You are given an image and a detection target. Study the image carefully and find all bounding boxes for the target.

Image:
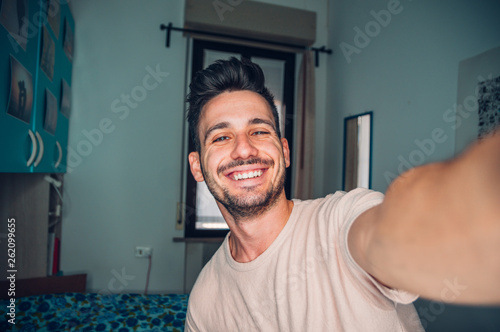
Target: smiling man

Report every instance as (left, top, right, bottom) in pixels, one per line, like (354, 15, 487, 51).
(184, 57, 500, 331)
(191, 90, 289, 223)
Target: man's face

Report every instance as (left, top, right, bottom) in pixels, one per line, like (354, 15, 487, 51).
(188, 90, 290, 219)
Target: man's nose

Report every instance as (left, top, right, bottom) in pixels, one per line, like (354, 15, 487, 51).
(230, 134, 258, 160)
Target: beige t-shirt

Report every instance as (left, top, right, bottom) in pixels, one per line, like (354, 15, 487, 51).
(185, 188, 424, 331)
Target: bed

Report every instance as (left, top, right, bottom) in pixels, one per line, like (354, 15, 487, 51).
(0, 274, 189, 332)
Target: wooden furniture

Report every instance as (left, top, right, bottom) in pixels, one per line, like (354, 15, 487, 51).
(0, 273, 86, 300)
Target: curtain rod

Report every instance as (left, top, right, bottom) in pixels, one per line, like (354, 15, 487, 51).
(160, 23, 332, 67)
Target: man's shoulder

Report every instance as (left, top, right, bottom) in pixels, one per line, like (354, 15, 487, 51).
(291, 191, 342, 209)
(289, 189, 383, 234)
(293, 189, 381, 211)
(321, 188, 383, 207)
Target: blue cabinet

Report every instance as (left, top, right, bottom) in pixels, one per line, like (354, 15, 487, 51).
(0, 0, 74, 173)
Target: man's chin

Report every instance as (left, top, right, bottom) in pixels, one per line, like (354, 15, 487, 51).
(225, 193, 270, 210)
(220, 190, 279, 219)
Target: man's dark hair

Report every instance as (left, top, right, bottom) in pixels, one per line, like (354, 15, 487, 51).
(186, 57, 281, 152)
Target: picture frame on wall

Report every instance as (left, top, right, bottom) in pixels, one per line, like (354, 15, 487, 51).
(60, 79, 71, 118)
(40, 26, 55, 81)
(477, 75, 500, 139)
(44, 89, 57, 135)
(7, 55, 34, 124)
(0, 0, 29, 51)
(455, 46, 500, 154)
(46, 0, 60, 38)
(63, 18, 74, 62)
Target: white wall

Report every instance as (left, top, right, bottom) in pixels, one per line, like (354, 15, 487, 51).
(61, 0, 187, 293)
(325, 0, 500, 194)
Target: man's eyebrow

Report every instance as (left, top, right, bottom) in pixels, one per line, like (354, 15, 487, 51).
(249, 118, 277, 131)
(204, 122, 229, 144)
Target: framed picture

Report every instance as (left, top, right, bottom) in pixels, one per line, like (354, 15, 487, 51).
(41, 26, 55, 81)
(0, 0, 29, 51)
(46, 0, 60, 38)
(7, 55, 34, 123)
(477, 76, 500, 139)
(63, 18, 74, 61)
(44, 89, 57, 135)
(60, 79, 71, 118)
(455, 46, 500, 154)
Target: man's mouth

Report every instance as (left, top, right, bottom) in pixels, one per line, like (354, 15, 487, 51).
(219, 158, 273, 181)
(232, 170, 264, 181)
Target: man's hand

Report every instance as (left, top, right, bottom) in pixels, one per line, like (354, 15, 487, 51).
(349, 130, 500, 305)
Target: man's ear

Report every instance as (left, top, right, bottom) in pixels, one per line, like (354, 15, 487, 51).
(188, 151, 205, 182)
(281, 137, 291, 168)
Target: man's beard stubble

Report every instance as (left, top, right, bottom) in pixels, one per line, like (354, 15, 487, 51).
(200, 157, 286, 221)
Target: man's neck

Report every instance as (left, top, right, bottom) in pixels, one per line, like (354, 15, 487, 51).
(220, 193, 294, 263)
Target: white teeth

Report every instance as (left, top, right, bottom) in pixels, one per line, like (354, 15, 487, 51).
(233, 170, 263, 180)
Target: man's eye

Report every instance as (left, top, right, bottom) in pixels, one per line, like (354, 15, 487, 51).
(213, 136, 229, 143)
(253, 131, 270, 136)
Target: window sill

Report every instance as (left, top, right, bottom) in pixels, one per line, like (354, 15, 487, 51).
(173, 237, 225, 243)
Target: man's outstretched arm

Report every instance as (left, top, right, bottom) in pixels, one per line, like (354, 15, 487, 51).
(349, 130, 500, 305)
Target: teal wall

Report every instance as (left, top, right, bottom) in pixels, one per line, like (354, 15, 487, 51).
(325, 1, 500, 330)
(60, 0, 500, 327)
(325, 0, 500, 194)
(60, 0, 329, 294)
(61, 0, 187, 293)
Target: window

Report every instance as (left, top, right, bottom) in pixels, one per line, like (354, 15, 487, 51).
(184, 39, 295, 238)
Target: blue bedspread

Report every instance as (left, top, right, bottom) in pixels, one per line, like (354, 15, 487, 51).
(0, 292, 189, 331)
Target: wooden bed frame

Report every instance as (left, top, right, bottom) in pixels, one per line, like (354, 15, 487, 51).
(0, 274, 86, 300)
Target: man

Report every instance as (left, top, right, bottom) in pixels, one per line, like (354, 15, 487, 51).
(185, 57, 500, 331)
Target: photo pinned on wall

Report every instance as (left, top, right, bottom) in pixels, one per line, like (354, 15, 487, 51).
(7, 55, 34, 123)
(477, 75, 500, 139)
(44, 89, 57, 135)
(63, 18, 74, 61)
(60, 79, 71, 118)
(0, 0, 29, 51)
(41, 26, 55, 81)
(46, 0, 60, 38)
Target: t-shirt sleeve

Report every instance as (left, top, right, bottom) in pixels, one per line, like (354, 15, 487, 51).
(336, 188, 419, 305)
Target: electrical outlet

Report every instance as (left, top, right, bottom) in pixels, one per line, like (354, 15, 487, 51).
(135, 246, 152, 258)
